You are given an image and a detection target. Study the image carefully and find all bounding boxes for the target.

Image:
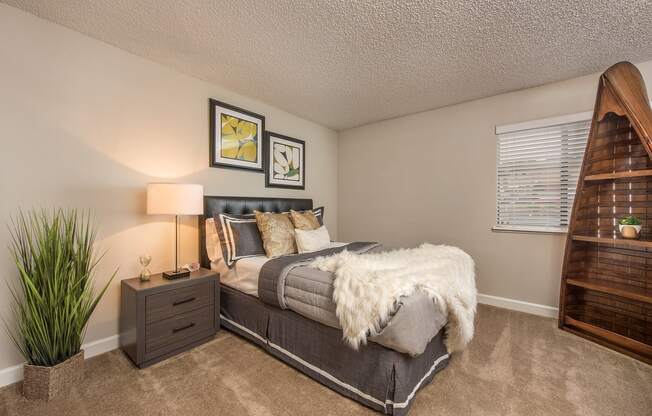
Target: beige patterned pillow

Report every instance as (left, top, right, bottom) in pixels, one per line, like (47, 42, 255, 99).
(254, 211, 297, 258)
(290, 209, 321, 230)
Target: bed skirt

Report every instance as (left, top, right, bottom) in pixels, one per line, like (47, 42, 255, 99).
(220, 285, 450, 415)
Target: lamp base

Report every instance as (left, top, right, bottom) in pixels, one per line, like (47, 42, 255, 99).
(162, 269, 190, 280)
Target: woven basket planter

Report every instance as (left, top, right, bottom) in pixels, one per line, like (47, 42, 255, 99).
(22, 350, 84, 400)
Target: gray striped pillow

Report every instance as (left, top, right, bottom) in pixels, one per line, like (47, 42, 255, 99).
(213, 213, 265, 267)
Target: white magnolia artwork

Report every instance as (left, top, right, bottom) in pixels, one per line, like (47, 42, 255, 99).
(265, 132, 305, 189)
(274, 144, 300, 180)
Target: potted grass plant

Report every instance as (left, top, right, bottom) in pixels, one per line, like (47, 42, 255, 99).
(5, 209, 115, 400)
(618, 215, 642, 239)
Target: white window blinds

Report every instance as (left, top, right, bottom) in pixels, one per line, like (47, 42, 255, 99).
(495, 115, 591, 233)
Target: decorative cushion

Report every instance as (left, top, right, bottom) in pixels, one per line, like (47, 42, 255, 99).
(205, 218, 223, 262)
(254, 211, 297, 258)
(290, 207, 325, 230)
(295, 226, 331, 254)
(290, 210, 320, 230)
(313, 206, 325, 225)
(213, 213, 265, 267)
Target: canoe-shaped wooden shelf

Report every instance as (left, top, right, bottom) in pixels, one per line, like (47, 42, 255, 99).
(584, 169, 652, 181)
(565, 277, 652, 304)
(571, 234, 652, 248)
(564, 315, 652, 360)
(560, 62, 652, 364)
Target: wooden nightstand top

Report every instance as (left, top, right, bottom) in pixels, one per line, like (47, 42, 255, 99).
(122, 268, 219, 294)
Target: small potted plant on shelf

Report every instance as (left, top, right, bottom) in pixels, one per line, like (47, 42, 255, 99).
(5, 209, 115, 400)
(618, 215, 642, 239)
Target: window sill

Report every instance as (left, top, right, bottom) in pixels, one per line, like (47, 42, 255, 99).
(492, 226, 568, 235)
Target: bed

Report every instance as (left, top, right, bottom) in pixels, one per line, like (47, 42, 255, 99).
(199, 196, 450, 415)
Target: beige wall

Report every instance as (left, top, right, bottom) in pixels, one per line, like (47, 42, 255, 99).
(338, 60, 652, 310)
(0, 4, 338, 370)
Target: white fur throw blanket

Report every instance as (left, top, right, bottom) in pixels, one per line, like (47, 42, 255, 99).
(310, 243, 477, 353)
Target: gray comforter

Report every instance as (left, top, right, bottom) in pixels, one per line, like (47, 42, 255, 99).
(258, 243, 447, 356)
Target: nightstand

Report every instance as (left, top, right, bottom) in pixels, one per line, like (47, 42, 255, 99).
(119, 268, 220, 368)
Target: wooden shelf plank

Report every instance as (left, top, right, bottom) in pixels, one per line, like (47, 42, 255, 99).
(564, 315, 652, 358)
(571, 234, 652, 248)
(565, 277, 652, 304)
(560, 326, 652, 365)
(594, 126, 635, 139)
(584, 169, 652, 181)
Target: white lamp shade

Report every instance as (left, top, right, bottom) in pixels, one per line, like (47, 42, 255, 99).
(147, 183, 203, 215)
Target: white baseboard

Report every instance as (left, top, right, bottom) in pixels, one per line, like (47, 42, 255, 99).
(0, 364, 23, 389)
(82, 334, 120, 358)
(478, 293, 558, 318)
(0, 334, 119, 388)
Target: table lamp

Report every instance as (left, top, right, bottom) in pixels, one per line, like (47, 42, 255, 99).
(147, 183, 203, 279)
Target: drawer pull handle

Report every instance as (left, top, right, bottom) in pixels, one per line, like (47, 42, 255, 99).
(172, 323, 195, 334)
(172, 297, 196, 306)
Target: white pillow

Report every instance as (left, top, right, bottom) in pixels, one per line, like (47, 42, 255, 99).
(295, 226, 331, 254)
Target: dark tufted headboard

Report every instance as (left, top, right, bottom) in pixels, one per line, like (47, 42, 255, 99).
(199, 195, 313, 269)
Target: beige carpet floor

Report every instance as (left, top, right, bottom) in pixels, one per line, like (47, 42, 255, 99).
(1, 304, 650, 416)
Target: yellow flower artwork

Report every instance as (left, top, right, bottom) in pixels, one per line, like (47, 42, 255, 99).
(220, 114, 258, 162)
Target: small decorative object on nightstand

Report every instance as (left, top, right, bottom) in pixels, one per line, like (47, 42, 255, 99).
(138, 255, 152, 281)
(119, 268, 219, 368)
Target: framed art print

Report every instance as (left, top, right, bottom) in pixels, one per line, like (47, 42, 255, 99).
(209, 98, 265, 171)
(265, 132, 305, 189)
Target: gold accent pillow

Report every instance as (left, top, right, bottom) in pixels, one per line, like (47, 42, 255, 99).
(290, 209, 321, 230)
(254, 211, 297, 258)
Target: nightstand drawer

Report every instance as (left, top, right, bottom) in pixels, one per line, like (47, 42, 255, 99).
(146, 281, 214, 323)
(145, 305, 214, 355)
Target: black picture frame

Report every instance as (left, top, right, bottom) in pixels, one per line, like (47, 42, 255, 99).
(209, 98, 265, 172)
(265, 131, 306, 190)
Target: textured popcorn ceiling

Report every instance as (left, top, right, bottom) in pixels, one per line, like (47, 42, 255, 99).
(4, 0, 652, 130)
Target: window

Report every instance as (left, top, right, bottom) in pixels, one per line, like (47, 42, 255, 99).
(494, 113, 592, 233)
